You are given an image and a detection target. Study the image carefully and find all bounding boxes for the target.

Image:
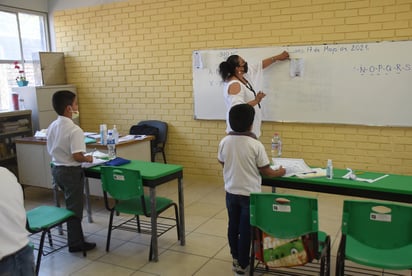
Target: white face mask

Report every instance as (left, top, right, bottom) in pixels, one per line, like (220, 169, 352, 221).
(69, 107, 80, 120)
(72, 110, 80, 120)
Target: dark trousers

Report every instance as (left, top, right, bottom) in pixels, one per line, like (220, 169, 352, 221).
(52, 165, 85, 247)
(0, 244, 35, 276)
(226, 192, 251, 269)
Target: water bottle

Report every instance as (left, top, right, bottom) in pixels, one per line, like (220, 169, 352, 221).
(100, 124, 107, 145)
(271, 133, 282, 159)
(326, 159, 333, 179)
(107, 131, 116, 159)
(112, 125, 119, 144)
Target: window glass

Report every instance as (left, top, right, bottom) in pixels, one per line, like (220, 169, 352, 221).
(0, 64, 13, 110)
(19, 13, 48, 61)
(0, 8, 49, 111)
(0, 11, 20, 60)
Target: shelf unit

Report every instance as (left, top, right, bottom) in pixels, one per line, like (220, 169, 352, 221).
(12, 85, 77, 132)
(0, 110, 33, 175)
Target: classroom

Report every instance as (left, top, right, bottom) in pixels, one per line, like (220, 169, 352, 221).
(1, 0, 411, 275)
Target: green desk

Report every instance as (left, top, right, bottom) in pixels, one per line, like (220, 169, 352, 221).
(262, 169, 412, 204)
(85, 160, 185, 262)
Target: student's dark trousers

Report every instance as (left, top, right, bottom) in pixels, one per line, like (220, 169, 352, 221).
(226, 192, 251, 269)
(51, 165, 85, 247)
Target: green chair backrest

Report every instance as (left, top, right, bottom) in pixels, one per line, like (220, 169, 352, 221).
(342, 200, 412, 249)
(100, 166, 144, 200)
(250, 193, 319, 239)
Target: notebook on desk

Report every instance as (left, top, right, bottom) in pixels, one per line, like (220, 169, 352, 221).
(271, 158, 323, 177)
(104, 157, 131, 166)
(84, 137, 97, 144)
(82, 157, 106, 168)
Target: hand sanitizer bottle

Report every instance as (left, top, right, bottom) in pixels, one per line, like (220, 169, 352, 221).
(112, 125, 119, 144)
(326, 159, 333, 179)
(100, 124, 107, 145)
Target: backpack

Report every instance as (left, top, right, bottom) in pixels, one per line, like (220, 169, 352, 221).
(129, 124, 160, 146)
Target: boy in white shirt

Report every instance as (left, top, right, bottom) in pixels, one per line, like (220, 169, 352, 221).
(218, 104, 286, 275)
(47, 90, 95, 253)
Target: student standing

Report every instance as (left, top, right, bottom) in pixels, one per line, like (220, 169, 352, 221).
(0, 167, 35, 276)
(219, 51, 289, 138)
(218, 104, 286, 275)
(47, 90, 96, 253)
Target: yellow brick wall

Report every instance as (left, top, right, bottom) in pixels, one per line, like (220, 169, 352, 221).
(53, 0, 412, 179)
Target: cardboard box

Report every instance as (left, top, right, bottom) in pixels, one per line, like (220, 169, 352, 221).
(32, 52, 67, 86)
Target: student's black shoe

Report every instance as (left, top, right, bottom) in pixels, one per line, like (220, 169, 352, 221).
(68, 242, 96, 253)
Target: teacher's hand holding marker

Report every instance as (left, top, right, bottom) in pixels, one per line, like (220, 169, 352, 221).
(219, 51, 289, 138)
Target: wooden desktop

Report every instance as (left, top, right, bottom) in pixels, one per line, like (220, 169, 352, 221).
(15, 135, 153, 195)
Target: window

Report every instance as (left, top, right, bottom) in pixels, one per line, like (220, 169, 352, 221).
(0, 6, 49, 111)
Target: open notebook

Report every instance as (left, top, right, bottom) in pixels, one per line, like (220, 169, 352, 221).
(271, 158, 326, 178)
(82, 151, 108, 168)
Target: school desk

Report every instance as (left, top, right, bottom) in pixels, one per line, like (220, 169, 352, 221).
(262, 169, 412, 204)
(85, 160, 185, 262)
(15, 136, 153, 192)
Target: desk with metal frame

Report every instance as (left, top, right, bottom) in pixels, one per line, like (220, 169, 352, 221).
(85, 160, 185, 262)
(262, 169, 412, 204)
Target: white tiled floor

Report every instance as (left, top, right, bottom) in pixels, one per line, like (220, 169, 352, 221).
(23, 176, 411, 276)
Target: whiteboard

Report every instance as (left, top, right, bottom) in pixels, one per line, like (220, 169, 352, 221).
(192, 41, 412, 126)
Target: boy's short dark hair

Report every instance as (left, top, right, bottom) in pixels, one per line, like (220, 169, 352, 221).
(52, 90, 76, 116)
(229, 104, 255, 132)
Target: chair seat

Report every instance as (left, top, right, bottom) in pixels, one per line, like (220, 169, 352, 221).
(27, 206, 75, 231)
(345, 236, 412, 270)
(115, 195, 174, 215)
(27, 205, 81, 275)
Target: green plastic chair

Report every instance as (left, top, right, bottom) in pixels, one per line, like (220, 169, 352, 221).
(26, 205, 85, 275)
(249, 193, 331, 276)
(100, 166, 180, 260)
(336, 200, 412, 275)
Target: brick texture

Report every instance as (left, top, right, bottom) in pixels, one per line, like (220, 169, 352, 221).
(53, 0, 412, 178)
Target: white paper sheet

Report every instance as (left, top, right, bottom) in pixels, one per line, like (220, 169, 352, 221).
(271, 158, 314, 177)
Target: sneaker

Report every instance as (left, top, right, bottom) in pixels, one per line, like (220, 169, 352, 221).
(69, 241, 96, 253)
(232, 259, 240, 271)
(234, 265, 248, 276)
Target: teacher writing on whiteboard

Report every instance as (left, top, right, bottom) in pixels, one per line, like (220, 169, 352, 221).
(219, 51, 289, 138)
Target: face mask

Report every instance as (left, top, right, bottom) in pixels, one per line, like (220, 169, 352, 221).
(69, 107, 80, 119)
(71, 110, 80, 119)
(243, 62, 248, 73)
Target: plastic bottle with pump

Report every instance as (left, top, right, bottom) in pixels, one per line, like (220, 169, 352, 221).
(107, 131, 116, 159)
(112, 125, 119, 144)
(100, 124, 107, 145)
(326, 159, 333, 179)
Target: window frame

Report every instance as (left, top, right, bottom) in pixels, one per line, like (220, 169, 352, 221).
(0, 5, 50, 110)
